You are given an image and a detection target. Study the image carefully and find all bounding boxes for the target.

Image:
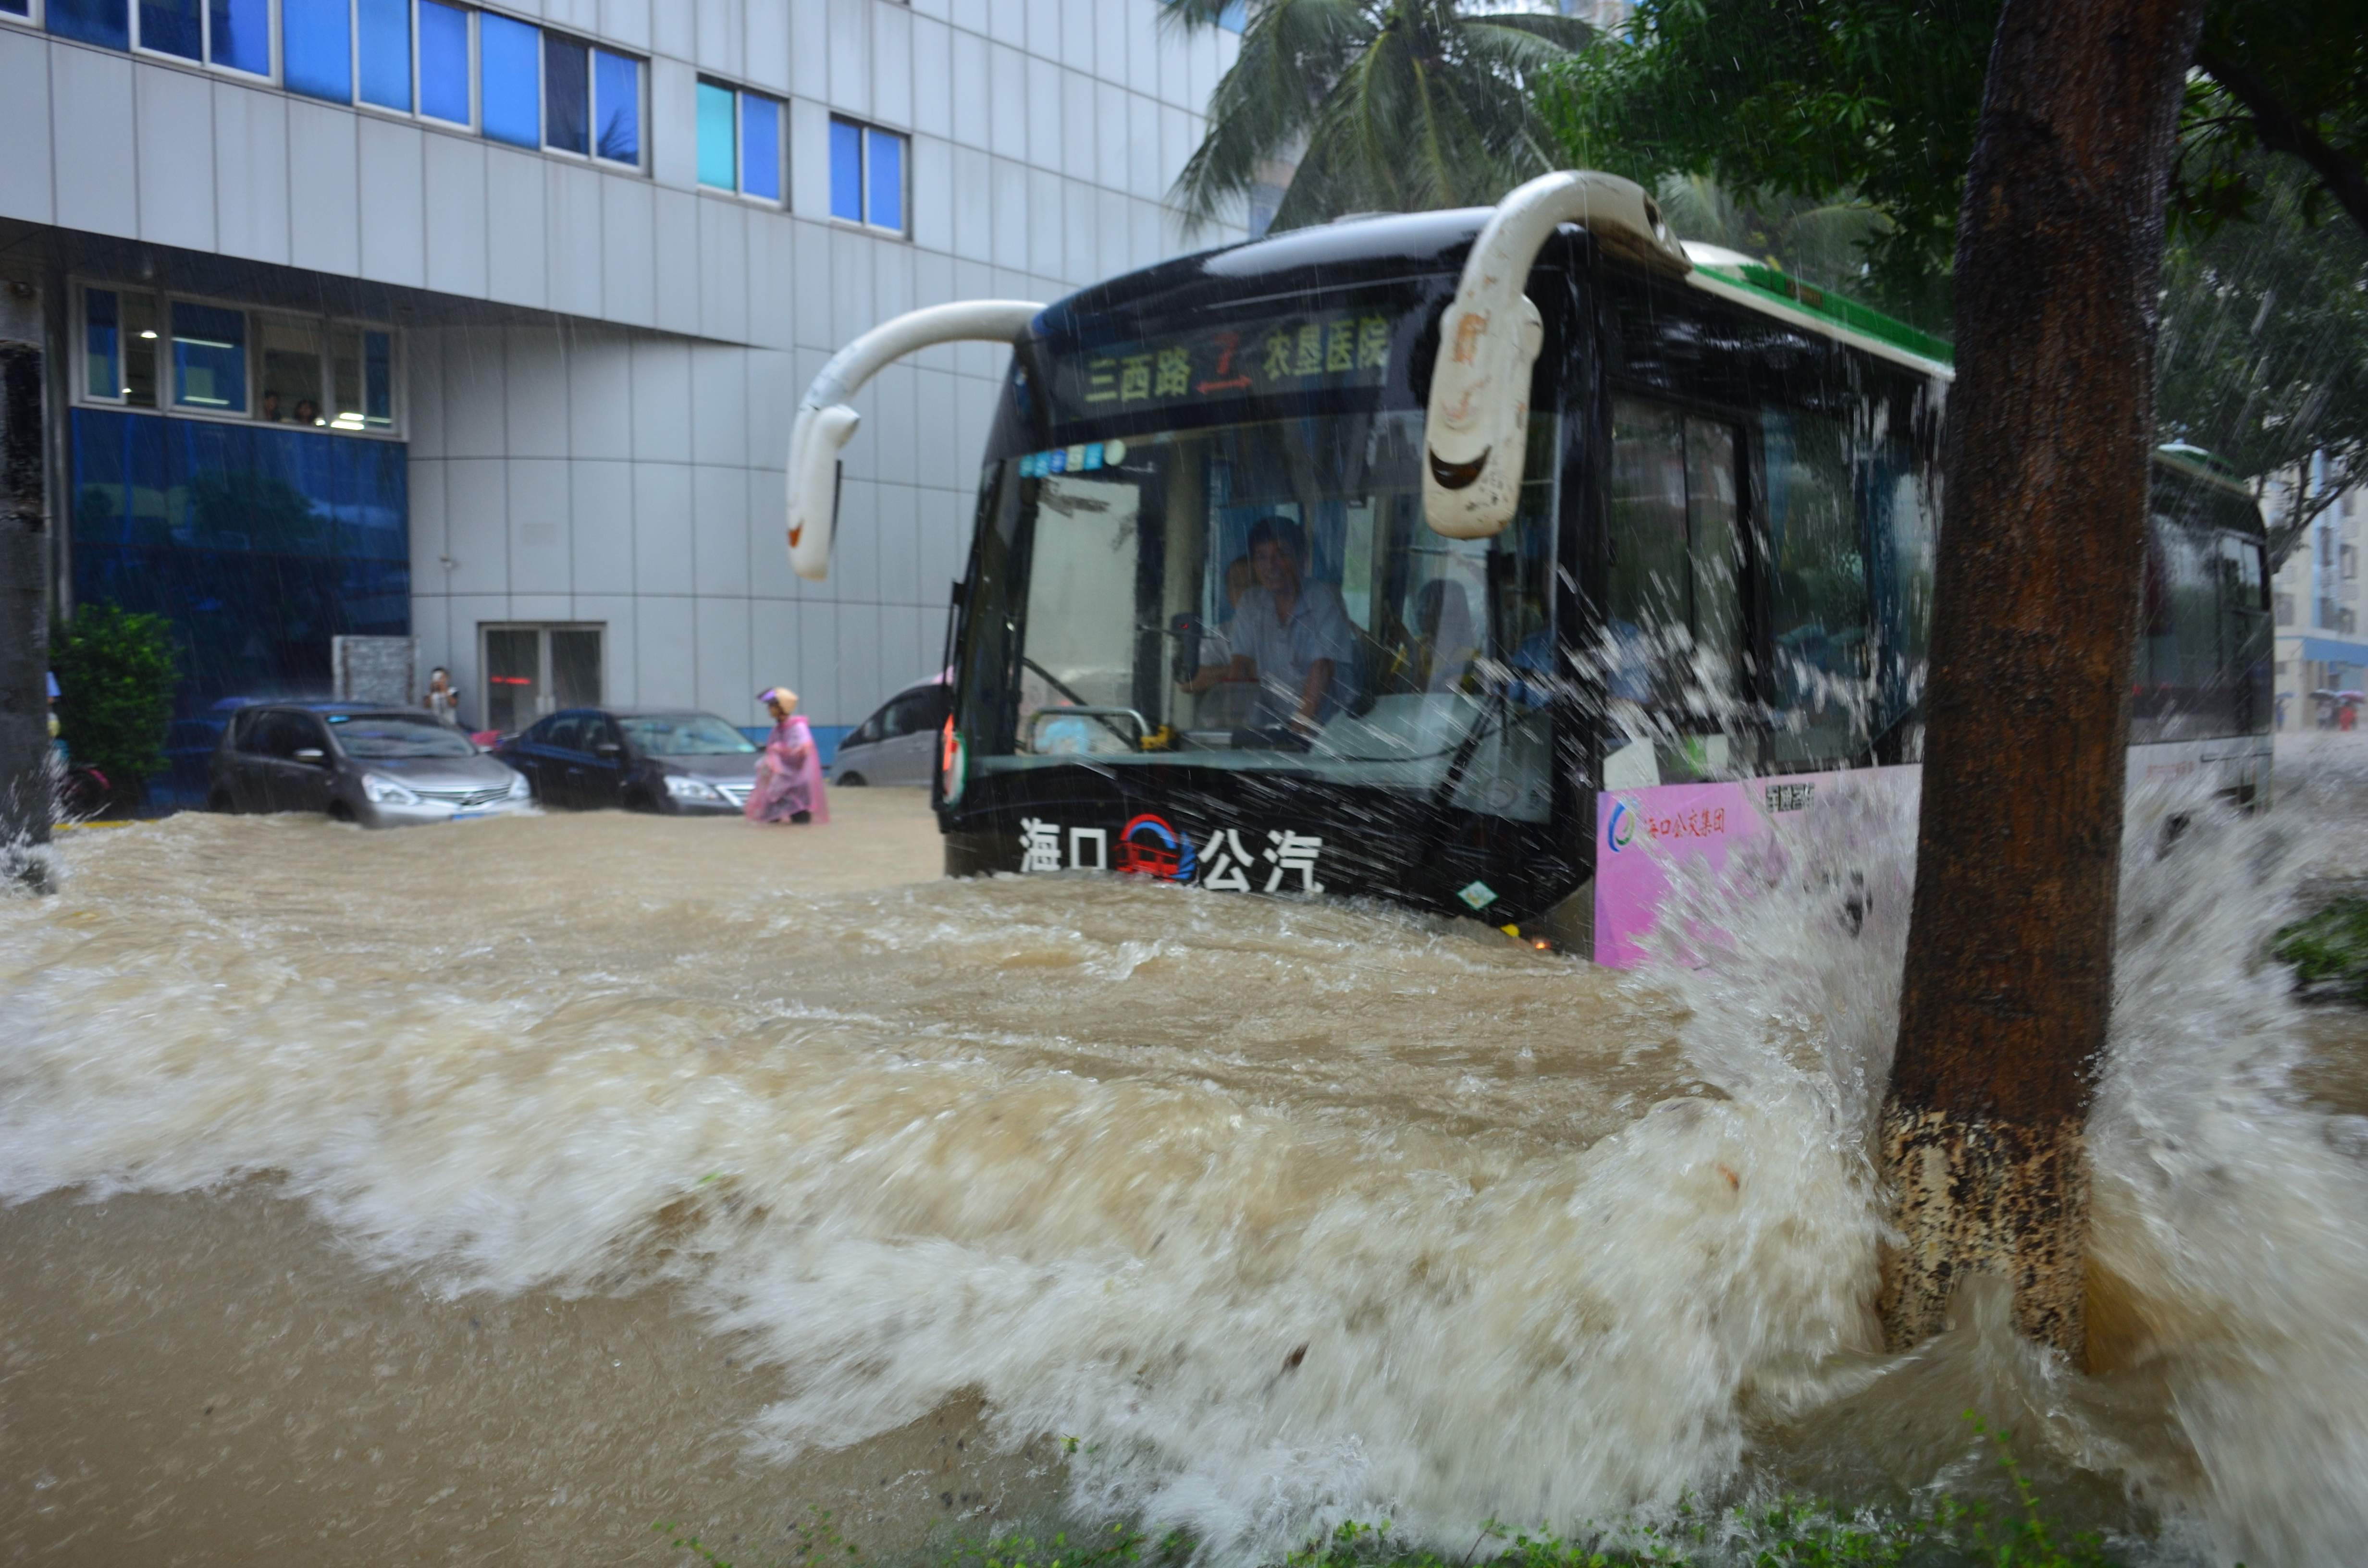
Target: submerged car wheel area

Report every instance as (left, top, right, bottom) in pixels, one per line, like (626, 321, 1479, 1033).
(209, 705, 533, 828)
(493, 708, 763, 813)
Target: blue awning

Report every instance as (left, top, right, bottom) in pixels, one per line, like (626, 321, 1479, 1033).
(2297, 637, 2368, 665)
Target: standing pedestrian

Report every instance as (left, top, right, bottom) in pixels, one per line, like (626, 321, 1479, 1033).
(747, 686, 828, 825)
(421, 666, 463, 726)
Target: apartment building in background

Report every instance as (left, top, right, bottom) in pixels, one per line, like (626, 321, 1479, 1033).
(0, 0, 1245, 760)
(2269, 462, 2368, 727)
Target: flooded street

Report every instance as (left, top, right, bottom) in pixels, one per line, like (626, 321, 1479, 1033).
(5, 762, 2368, 1566)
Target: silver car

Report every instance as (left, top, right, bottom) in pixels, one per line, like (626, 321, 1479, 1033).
(831, 678, 952, 787)
(209, 704, 533, 827)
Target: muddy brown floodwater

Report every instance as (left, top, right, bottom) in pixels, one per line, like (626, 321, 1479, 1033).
(4, 757, 2368, 1567)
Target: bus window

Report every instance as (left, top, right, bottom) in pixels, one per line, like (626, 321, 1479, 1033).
(1763, 410, 1873, 769)
(1017, 475, 1143, 751)
(1604, 397, 1745, 782)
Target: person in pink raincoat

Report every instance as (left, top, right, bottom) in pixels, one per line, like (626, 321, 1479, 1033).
(747, 686, 828, 825)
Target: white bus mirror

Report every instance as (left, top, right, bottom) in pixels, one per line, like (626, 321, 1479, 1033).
(1422, 171, 1689, 540)
(788, 300, 1045, 581)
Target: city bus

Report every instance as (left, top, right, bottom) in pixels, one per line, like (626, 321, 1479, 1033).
(783, 172, 2272, 960)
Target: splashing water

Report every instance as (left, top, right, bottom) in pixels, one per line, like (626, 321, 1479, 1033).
(0, 753, 2364, 1565)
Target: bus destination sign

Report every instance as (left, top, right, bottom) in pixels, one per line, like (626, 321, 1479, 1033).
(1049, 306, 1397, 422)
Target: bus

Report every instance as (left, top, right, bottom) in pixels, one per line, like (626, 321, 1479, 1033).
(782, 172, 2272, 961)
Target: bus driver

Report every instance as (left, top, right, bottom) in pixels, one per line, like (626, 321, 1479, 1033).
(1189, 516, 1361, 738)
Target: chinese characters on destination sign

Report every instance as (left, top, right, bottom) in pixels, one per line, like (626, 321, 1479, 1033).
(1019, 815, 1324, 894)
(1048, 307, 1395, 422)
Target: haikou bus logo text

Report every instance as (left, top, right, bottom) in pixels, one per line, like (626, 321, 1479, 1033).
(1605, 799, 1637, 852)
(1117, 814, 1197, 882)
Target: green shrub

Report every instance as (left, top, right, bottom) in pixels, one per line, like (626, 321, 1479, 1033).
(51, 601, 177, 813)
(2273, 897, 2368, 1001)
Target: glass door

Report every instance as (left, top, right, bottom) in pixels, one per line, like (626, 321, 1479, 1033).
(480, 623, 604, 735)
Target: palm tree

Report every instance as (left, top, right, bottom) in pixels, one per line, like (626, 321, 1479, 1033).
(1166, 0, 1597, 236)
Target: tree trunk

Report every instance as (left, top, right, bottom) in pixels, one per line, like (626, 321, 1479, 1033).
(0, 277, 51, 892)
(1880, 0, 2207, 1361)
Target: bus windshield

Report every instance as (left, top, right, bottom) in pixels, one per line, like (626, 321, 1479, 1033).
(959, 407, 1560, 822)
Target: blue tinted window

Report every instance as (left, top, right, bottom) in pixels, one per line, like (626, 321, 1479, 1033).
(282, 0, 351, 102)
(829, 118, 862, 221)
(696, 81, 736, 189)
(593, 49, 640, 164)
(48, 0, 129, 49)
(418, 0, 470, 124)
(480, 12, 540, 148)
(172, 302, 249, 415)
(741, 94, 781, 202)
(138, 0, 199, 57)
(207, 0, 268, 73)
(364, 332, 393, 428)
(85, 289, 121, 403)
(358, 0, 411, 111)
(543, 32, 588, 153)
(0, 0, 27, 16)
(867, 127, 904, 232)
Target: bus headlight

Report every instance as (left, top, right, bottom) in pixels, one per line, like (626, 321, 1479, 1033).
(362, 772, 421, 806)
(665, 774, 722, 801)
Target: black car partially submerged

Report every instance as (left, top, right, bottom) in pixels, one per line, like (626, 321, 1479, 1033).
(495, 708, 762, 813)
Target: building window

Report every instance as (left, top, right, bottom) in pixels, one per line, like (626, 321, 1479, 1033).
(479, 9, 538, 147)
(357, 0, 410, 111)
(591, 47, 640, 163)
(49, 0, 130, 49)
(282, 0, 351, 102)
(2346, 545, 2359, 580)
(79, 285, 398, 437)
(698, 79, 781, 201)
(829, 117, 904, 233)
(209, 0, 269, 74)
(540, 30, 641, 164)
(417, 0, 470, 124)
(136, 0, 201, 58)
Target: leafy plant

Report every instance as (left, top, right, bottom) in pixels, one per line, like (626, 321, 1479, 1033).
(2274, 896, 2368, 999)
(49, 600, 177, 815)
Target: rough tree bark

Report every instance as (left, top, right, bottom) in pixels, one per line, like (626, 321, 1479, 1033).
(0, 276, 51, 891)
(1880, 0, 2208, 1360)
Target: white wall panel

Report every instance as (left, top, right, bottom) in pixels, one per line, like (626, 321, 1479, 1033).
(1093, 0, 1127, 85)
(831, 477, 881, 604)
(405, 330, 447, 459)
(693, 595, 752, 719)
(909, 246, 954, 368)
(504, 324, 571, 458)
(1159, 104, 1192, 197)
(697, 196, 751, 343)
(653, 185, 701, 335)
(692, 464, 749, 597)
(827, 224, 874, 348)
(1025, 168, 1062, 277)
(870, 360, 917, 487)
(793, 600, 839, 723)
(696, 0, 741, 78)
(135, 64, 215, 253)
(989, 155, 1026, 271)
(690, 344, 748, 466)
(951, 143, 990, 261)
(545, 161, 604, 318)
(745, 346, 796, 467)
(1124, 0, 1156, 98)
(567, 327, 634, 456)
(873, 481, 919, 606)
(1126, 91, 1159, 200)
(875, 0, 913, 127)
(572, 594, 639, 706)
(570, 458, 636, 595)
(790, 0, 828, 99)
(788, 96, 829, 220)
(423, 133, 489, 297)
(653, 0, 695, 61)
(442, 331, 507, 459)
(631, 463, 695, 593)
(636, 595, 697, 708)
(987, 42, 1023, 160)
(211, 82, 289, 264)
(1024, 55, 1059, 169)
(910, 134, 952, 253)
(872, 225, 913, 321)
(1024, 0, 1057, 60)
(746, 0, 790, 93)
(357, 117, 425, 288)
(912, 13, 951, 139)
(746, 461, 798, 599)
(1130, 196, 1162, 273)
(913, 369, 958, 491)
(949, 26, 987, 149)
(630, 338, 695, 465)
(600, 174, 656, 326)
(484, 147, 549, 307)
(508, 456, 572, 595)
(444, 459, 510, 596)
(650, 57, 699, 190)
(407, 460, 449, 596)
(1060, 67, 1094, 182)
(600, 0, 652, 50)
(52, 46, 136, 239)
(1096, 186, 1129, 279)
(287, 100, 360, 273)
(1059, 0, 1094, 72)
(1092, 81, 1127, 192)
(748, 596, 802, 714)
(827, 0, 871, 118)
(0, 31, 53, 225)
(791, 219, 833, 348)
(1062, 177, 1095, 283)
(746, 209, 796, 350)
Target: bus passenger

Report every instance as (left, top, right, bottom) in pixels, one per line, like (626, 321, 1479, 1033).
(1222, 516, 1361, 735)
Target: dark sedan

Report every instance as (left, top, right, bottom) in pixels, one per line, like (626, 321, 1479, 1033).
(495, 708, 761, 814)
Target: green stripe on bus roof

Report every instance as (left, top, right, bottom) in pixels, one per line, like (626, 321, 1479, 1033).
(1692, 257, 1956, 367)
